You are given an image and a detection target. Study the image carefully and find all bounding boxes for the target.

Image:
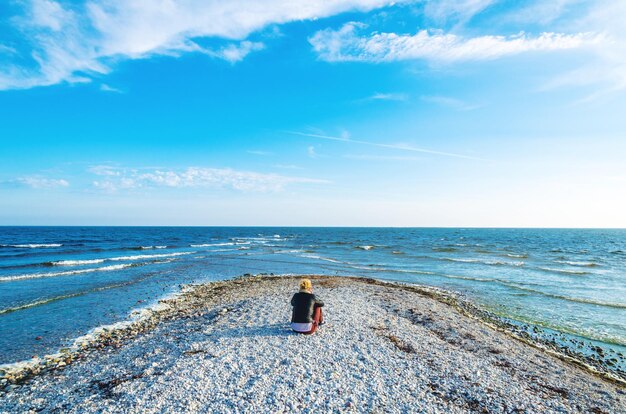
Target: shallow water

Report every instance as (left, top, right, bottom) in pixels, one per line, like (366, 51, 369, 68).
(1, 227, 624, 368)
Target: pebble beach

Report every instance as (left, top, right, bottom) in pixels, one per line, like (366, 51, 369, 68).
(1, 275, 624, 413)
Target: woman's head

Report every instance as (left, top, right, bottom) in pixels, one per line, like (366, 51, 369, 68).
(299, 278, 312, 292)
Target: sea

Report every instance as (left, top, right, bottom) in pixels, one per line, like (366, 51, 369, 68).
(0, 227, 624, 373)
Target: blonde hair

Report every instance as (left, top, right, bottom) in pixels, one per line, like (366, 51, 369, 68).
(299, 279, 312, 291)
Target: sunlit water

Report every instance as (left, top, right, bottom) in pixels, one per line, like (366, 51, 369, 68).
(1, 227, 624, 369)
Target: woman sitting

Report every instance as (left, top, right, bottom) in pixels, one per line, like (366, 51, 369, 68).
(290, 279, 324, 334)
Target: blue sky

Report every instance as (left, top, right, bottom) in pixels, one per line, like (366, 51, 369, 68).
(1, 0, 625, 226)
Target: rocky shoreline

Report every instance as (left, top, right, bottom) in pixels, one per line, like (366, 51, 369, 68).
(1, 275, 625, 413)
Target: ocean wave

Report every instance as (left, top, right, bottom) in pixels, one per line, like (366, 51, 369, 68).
(50, 259, 107, 266)
(274, 249, 304, 254)
(505, 253, 528, 259)
(0, 286, 183, 380)
(443, 257, 525, 267)
(0, 263, 136, 282)
(345, 264, 438, 276)
(391, 251, 404, 255)
(537, 267, 590, 275)
(301, 254, 344, 264)
(351, 265, 609, 311)
(108, 252, 194, 261)
(555, 260, 599, 267)
(190, 243, 235, 247)
(0, 293, 82, 315)
(379, 267, 437, 276)
(0, 243, 62, 248)
(153, 258, 176, 264)
(230, 237, 280, 243)
(48, 251, 193, 266)
(0, 272, 162, 315)
(137, 245, 168, 250)
(356, 245, 374, 251)
(503, 283, 626, 309)
(432, 247, 457, 252)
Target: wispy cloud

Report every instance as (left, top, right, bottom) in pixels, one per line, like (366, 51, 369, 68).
(307, 146, 318, 159)
(287, 131, 484, 160)
(206, 41, 265, 63)
(359, 92, 409, 102)
(344, 154, 424, 161)
(247, 150, 273, 156)
(310, 22, 601, 63)
(0, 45, 17, 55)
(423, 0, 495, 25)
(88, 165, 122, 176)
(90, 166, 327, 193)
(273, 164, 303, 170)
(420, 95, 482, 111)
(0, 0, 397, 90)
(99, 84, 123, 93)
(498, 0, 583, 26)
(539, 0, 626, 100)
(15, 176, 69, 189)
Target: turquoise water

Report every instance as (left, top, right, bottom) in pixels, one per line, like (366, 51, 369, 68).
(0, 227, 624, 371)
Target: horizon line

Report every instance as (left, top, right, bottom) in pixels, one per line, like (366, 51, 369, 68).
(0, 225, 624, 230)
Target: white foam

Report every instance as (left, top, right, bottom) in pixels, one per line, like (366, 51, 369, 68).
(555, 260, 598, 267)
(538, 267, 590, 275)
(52, 259, 106, 266)
(356, 245, 374, 250)
(301, 254, 344, 264)
(50, 251, 193, 266)
(0, 264, 134, 282)
(109, 252, 194, 261)
(506, 253, 528, 258)
(190, 243, 235, 247)
(2, 243, 62, 248)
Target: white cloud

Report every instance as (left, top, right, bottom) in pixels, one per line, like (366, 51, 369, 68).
(310, 22, 601, 63)
(307, 146, 318, 158)
(499, 0, 577, 26)
(539, 0, 626, 100)
(289, 130, 484, 160)
(423, 0, 495, 25)
(0, 0, 398, 90)
(30, 0, 72, 31)
(247, 150, 273, 156)
(88, 165, 122, 176)
(420, 95, 481, 111)
(0, 45, 17, 55)
(99, 83, 123, 93)
(361, 92, 408, 102)
(16, 176, 69, 189)
(90, 166, 327, 192)
(213, 41, 265, 63)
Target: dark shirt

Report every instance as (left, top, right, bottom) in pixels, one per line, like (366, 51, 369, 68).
(291, 291, 324, 323)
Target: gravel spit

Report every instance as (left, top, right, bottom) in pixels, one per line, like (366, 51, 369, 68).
(1, 275, 624, 413)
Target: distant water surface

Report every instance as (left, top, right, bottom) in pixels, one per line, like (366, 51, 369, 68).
(1, 227, 624, 370)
